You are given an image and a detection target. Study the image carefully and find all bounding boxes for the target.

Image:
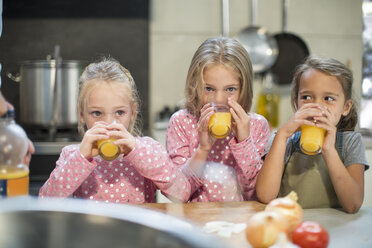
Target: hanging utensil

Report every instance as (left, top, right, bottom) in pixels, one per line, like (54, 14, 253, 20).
(235, 0, 278, 74)
(49, 45, 61, 140)
(221, 0, 230, 37)
(271, 0, 310, 85)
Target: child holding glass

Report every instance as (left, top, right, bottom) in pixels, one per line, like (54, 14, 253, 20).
(256, 56, 370, 213)
(40, 58, 190, 203)
(166, 37, 270, 202)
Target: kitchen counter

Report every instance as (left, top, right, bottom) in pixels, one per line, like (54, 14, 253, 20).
(1, 198, 371, 247)
(140, 201, 372, 248)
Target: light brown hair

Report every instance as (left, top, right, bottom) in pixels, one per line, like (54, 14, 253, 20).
(77, 57, 142, 136)
(291, 56, 357, 131)
(184, 37, 253, 116)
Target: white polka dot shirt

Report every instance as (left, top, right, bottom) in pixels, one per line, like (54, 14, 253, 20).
(39, 137, 190, 204)
(166, 109, 270, 202)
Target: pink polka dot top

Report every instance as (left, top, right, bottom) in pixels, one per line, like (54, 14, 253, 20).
(39, 137, 191, 204)
(166, 109, 270, 202)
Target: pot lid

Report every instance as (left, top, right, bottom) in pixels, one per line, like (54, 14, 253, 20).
(20, 60, 86, 68)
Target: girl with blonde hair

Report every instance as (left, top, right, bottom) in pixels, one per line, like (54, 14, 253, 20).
(166, 37, 270, 202)
(40, 57, 190, 203)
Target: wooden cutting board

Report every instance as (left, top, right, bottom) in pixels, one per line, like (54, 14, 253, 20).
(140, 201, 266, 247)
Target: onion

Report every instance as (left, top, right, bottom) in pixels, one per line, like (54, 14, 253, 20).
(265, 191, 303, 233)
(245, 211, 289, 248)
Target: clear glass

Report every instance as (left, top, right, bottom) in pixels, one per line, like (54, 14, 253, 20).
(208, 103, 231, 139)
(97, 139, 120, 161)
(300, 125, 326, 155)
(0, 117, 29, 198)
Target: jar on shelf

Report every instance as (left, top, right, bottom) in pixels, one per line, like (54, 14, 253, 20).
(256, 72, 280, 129)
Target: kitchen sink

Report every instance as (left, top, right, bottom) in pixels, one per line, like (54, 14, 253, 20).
(0, 197, 227, 248)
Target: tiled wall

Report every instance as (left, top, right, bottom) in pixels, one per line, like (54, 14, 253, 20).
(149, 0, 363, 129)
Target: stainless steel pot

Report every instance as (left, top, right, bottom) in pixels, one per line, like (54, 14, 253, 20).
(8, 60, 85, 127)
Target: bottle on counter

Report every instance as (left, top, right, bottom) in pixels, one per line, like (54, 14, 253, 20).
(256, 72, 280, 129)
(0, 109, 29, 198)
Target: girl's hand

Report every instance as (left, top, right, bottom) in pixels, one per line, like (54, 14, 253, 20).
(24, 139, 35, 166)
(278, 103, 324, 139)
(79, 121, 110, 159)
(312, 106, 337, 154)
(106, 122, 136, 155)
(198, 103, 215, 152)
(228, 98, 251, 142)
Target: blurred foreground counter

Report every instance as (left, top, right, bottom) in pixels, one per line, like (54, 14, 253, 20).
(140, 201, 372, 248)
(0, 197, 371, 248)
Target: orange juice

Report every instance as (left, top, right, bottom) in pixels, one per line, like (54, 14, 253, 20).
(300, 125, 326, 155)
(209, 109, 231, 139)
(97, 139, 120, 160)
(0, 165, 29, 198)
(256, 91, 279, 128)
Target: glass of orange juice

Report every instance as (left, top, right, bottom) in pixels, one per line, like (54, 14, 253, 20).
(300, 125, 326, 155)
(208, 104, 231, 139)
(97, 139, 121, 161)
(0, 165, 29, 198)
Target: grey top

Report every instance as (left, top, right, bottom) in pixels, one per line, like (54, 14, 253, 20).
(264, 131, 370, 170)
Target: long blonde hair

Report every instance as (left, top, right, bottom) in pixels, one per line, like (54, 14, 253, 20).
(185, 37, 253, 116)
(291, 56, 357, 131)
(77, 57, 142, 136)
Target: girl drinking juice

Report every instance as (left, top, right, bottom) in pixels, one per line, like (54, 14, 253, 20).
(39, 58, 190, 203)
(166, 37, 270, 202)
(256, 56, 370, 213)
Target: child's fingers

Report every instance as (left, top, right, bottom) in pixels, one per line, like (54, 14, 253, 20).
(298, 103, 323, 111)
(84, 133, 110, 146)
(296, 107, 324, 121)
(92, 121, 110, 127)
(200, 102, 213, 114)
(230, 107, 239, 123)
(228, 99, 245, 118)
(199, 110, 214, 131)
(107, 129, 131, 140)
(313, 116, 333, 128)
(200, 106, 214, 121)
(114, 136, 136, 152)
(89, 126, 109, 134)
(200, 104, 214, 116)
(297, 119, 317, 127)
(106, 122, 126, 131)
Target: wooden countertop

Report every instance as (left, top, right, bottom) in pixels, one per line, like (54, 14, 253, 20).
(141, 201, 265, 224)
(140, 201, 265, 247)
(140, 201, 372, 248)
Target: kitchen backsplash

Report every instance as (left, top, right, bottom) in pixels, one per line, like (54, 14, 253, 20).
(0, 0, 150, 131)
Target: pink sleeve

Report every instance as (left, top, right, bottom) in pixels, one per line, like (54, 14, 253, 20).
(125, 137, 191, 202)
(166, 111, 204, 196)
(229, 115, 270, 200)
(38, 145, 97, 198)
